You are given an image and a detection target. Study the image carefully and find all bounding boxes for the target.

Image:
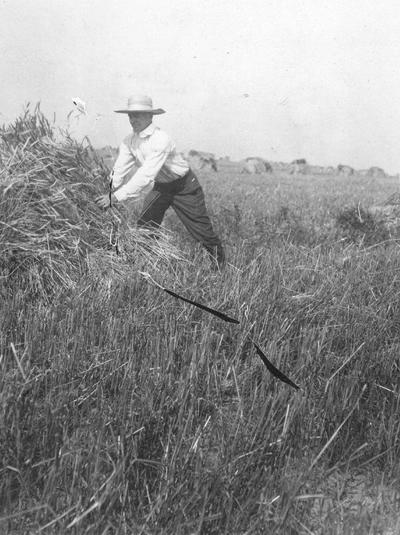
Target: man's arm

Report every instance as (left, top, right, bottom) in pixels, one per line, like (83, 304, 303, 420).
(111, 138, 136, 189)
(113, 132, 171, 202)
(95, 138, 136, 209)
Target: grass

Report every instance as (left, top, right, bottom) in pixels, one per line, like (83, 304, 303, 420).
(1, 109, 400, 533)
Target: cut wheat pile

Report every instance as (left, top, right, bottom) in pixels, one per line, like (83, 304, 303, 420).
(0, 105, 185, 295)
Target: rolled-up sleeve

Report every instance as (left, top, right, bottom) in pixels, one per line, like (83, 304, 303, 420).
(111, 138, 136, 189)
(114, 132, 171, 202)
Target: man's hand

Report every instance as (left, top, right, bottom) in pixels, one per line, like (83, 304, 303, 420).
(95, 193, 117, 209)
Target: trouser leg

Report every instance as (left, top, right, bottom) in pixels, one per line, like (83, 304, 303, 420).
(171, 177, 225, 268)
(137, 190, 172, 229)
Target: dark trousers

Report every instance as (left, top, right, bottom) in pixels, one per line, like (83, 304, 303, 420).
(137, 170, 225, 268)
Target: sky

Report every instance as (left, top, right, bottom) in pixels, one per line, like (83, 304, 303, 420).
(2, 0, 400, 173)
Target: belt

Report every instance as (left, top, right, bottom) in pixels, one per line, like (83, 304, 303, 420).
(156, 164, 190, 183)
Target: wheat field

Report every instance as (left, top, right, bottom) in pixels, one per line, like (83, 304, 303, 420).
(2, 109, 400, 534)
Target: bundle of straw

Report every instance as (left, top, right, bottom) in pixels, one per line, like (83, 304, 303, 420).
(0, 105, 186, 295)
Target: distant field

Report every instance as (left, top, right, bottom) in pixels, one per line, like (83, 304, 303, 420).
(2, 117, 400, 534)
(171, 168, 399, 251)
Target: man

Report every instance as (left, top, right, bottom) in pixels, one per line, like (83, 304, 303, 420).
(96, 94, 225, 269)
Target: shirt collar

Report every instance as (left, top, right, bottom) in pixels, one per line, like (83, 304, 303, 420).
(138, 122, 156, 138)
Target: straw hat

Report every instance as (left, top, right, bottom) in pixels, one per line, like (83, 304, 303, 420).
(114, 95, 165, 114)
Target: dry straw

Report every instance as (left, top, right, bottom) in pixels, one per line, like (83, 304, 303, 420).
(0, 104, 186, 295)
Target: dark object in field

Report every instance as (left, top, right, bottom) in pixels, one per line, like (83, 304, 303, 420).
(187, 150, 218, 171)
(337, 164, 354, 176)
(336, 204, 389, 246)
(163, 288, 240, 324)
(252, 341, 300, 390)
(288, 159, 308, 174)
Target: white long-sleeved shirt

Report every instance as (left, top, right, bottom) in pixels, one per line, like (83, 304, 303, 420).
(111, 123, 189, 202)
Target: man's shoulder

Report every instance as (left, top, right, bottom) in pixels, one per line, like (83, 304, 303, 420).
(149, 127, 172, 151)
(150, 126, 171, 141)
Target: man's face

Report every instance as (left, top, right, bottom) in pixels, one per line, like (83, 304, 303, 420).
(128, 112, 153, 133)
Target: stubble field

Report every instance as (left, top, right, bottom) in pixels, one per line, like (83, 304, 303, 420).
(2, 113, 400, 534)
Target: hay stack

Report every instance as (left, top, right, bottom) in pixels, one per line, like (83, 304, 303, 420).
(369, 192, 400, 236)
(241, 157, 272, 174)
(0, 105, 184, 295)
(367, 166, 386, 178)
(187, 150, 218, 172)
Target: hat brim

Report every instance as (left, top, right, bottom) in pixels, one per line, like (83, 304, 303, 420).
(114, 108, 165, 115)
